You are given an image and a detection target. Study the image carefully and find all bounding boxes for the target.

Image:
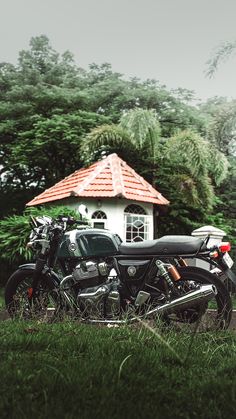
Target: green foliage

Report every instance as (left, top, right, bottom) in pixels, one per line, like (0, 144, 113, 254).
(202, 99, 236, 156)
(84, 124, 129, 155)
(0, 206, 78, 263)
(162, 130, 229, 211)
(166, 130, 209, 177)
(83, 108, 162, 169)
(119, 108, 161, 154)
(0, 35, 234, 238)
(14, 112, 109, 187)
(84, 122, 227, 220)
(207, 146, 229, 186)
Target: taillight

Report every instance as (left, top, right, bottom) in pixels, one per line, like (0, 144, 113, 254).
(219, 242, 231, 253)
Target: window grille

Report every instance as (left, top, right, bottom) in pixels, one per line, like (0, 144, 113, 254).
(124, 204, 146, 215)
(124, 205, 151, 242)
(91, 211, 107, 219)
(92, 210, 107, 229)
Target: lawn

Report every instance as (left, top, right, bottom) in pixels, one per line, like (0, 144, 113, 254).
(0, 320, 236, 419)
(0, 288, 4, 309)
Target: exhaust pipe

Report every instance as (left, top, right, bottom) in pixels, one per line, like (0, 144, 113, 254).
(78, 285, 109, 301)
(145, 284, 217, 317)
(87, 284, 217, 324)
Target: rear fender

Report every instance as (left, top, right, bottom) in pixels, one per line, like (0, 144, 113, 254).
(224, 268, 236, 286)
(18, 263, 60, 287)
(196, 257, 236, 286)
(213, 259, 236, 286)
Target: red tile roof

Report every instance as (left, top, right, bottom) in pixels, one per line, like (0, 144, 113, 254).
(26, 153, 169, 206)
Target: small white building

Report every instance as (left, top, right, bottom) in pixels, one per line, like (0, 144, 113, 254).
(27, 153, 169, 242)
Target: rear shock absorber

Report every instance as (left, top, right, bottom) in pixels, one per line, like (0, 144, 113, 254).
(156, 260, 181, 298)
(156, 260, 174, 288)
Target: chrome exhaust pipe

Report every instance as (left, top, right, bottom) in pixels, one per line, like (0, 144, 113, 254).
(86, 284, 217, 324)
(142, 284, 217, 317)
(78, 285, 109, 301)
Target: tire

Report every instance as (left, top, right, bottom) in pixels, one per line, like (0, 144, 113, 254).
(166, 266, 232, 331)
(5, 268, 59, 319)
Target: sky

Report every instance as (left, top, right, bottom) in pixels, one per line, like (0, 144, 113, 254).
(1, 0, 236, 102)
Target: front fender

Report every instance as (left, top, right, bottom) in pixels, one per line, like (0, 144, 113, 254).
(18, 263, 36, 271)
(18, 263, 60, 287)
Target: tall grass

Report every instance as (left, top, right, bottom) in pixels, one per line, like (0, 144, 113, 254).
(0, 320, 236, 419)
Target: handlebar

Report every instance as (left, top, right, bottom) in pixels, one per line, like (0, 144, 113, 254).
(73, 219, 89, 226)
(56, 216, 89, 226)
(29, 215, 89, 233)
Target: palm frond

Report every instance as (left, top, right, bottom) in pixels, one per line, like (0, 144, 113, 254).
(82, 124, 129, 156)
(165, 130, 209, 177)
(206, 40, 236, 78)
(207, 147, 229, 186)
(119, 108, 161, 158)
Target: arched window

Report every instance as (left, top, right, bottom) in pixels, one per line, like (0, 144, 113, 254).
(124, 204, 151, 242)
(124, 204, 146, 215)
(91, 211, 107, 219)
(91, 210, 107, 229)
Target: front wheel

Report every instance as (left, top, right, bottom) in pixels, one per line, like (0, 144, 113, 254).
(165, 266, 232, 331)
(5, 268, 59, 320)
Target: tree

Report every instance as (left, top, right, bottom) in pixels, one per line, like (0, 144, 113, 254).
(83, 108, 162, 184)
(82, 109, 229, 235)
(12, 112, 109, 187)
(0, 37, 110, 213)
(0, 34, 228, 227)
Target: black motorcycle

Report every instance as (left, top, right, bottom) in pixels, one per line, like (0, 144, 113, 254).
(5, 214, 234, 330)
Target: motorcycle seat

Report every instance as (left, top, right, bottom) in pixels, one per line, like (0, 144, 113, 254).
(119, 235, 206, 256)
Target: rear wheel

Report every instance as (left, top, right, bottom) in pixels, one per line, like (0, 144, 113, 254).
(165, 266, 232, 331)
(5, 269, 59, 320)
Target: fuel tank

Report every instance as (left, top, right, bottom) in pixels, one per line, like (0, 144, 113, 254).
(57, 228, 121, 259)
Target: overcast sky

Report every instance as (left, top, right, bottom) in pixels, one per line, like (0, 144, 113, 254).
(1, 0, 236, 101)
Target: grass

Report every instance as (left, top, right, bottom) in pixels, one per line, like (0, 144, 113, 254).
(0, 287, 4, 309)
(0, 320, 236, 418)
(231, 294, 236, 309)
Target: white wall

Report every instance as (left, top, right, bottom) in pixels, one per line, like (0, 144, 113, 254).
(58, 197, 154, 241)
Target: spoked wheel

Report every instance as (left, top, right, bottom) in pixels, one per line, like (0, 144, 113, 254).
(5, 269, 59, 320)
(163, 266, 232, 331)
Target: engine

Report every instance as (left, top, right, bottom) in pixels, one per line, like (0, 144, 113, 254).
(73, 260, 108, 288)
(72, 261, 120, 318)
(59, 259, 158, 320)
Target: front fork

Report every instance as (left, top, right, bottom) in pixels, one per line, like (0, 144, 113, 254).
(31, 254, 47, 300)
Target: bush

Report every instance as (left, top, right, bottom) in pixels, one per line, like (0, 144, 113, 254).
(0, 206, 79, 285)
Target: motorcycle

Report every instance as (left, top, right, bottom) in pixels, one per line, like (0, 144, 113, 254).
(5, 212, 234, 330)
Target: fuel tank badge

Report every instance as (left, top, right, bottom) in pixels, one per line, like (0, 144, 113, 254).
(69, 243, 76, 252)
